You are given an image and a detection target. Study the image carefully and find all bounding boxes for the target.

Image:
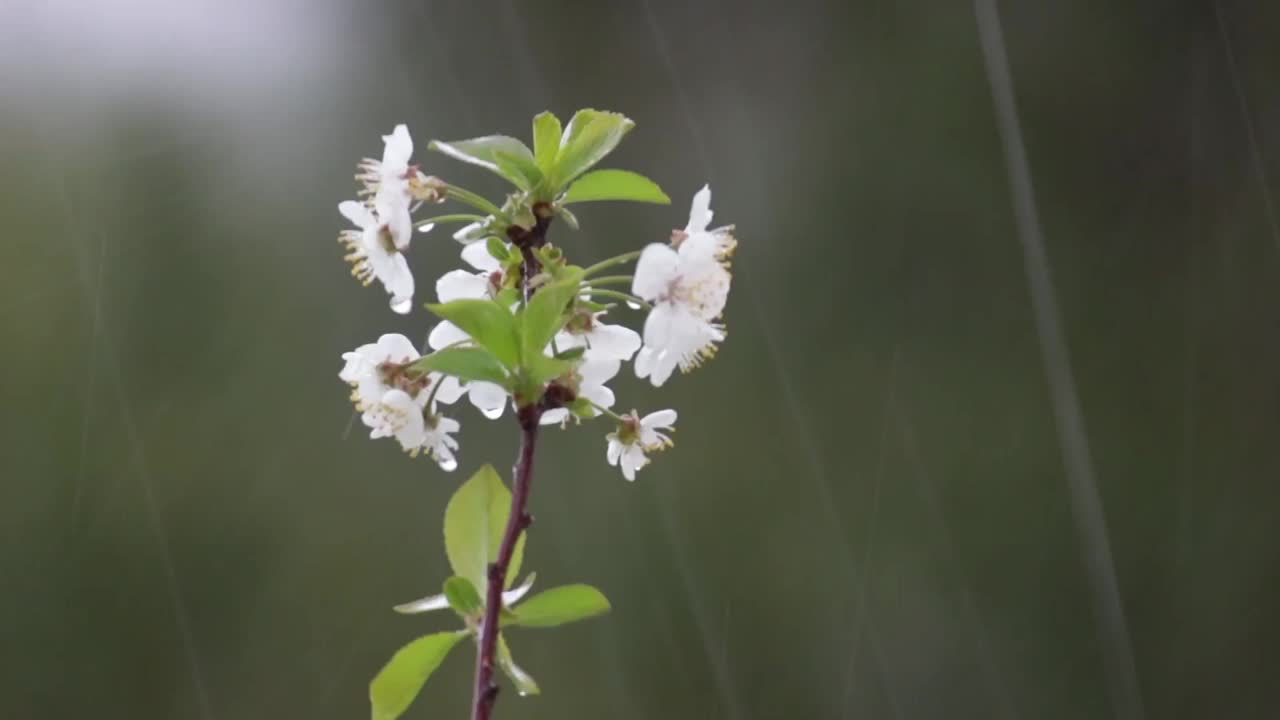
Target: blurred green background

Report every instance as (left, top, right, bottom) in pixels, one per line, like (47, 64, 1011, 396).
(3, 0, 1279, 717)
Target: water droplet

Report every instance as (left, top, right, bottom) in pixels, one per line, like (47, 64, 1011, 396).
(390, 296, 412, 314)
(438, 457, 458, 472)
(418, 222, 435, 234)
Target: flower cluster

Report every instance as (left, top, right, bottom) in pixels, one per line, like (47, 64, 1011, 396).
(334, 115, 735, 479)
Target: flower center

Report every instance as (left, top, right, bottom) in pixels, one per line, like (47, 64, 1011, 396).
(378, 360, 430, 396)
(377, 225, 398, 254)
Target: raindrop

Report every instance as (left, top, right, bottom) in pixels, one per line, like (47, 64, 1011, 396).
(438, 456, 458, 472)
(390, 296, 412, 314)
(418, 222, 435, 234)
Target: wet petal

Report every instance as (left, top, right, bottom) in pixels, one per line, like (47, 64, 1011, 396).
(631, 243, 679, 300)
(461, 239, 502, 272)
(339, 200, 374, 228)
(684, 184, 713, 234)
(437, 269, 489, 303)
(393, 593, 449, 614)
(641, 409, 677, 430)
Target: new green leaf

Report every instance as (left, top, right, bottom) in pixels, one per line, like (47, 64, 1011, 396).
(410, 347, 509, 386)
(556, 205, 580, 230)
(369, 631, 466, 720)
(444, 465, 526, 595)
(443, 576, 483, 616)
(552, 110, 635, 188)
(532, 111, 562, 173)
(562, 169, 670, 205)
(425, 299, 520, 369)
(511, 585, 611, 628)
(520, 269, 585, 363)
(430, 136, 542, 189)
(498, 635, 540, 696)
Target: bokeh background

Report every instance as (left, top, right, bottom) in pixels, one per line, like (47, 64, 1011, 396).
(3, 0, 1279, 718)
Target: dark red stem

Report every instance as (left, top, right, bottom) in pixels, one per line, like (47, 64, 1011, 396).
(471, 405, 540, 720)
(473, 209, 554, 720)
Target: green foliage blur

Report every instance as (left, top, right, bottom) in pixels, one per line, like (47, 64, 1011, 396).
(2, 1, 1279, 718)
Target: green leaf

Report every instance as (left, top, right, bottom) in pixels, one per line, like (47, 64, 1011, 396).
(532, 111, 562, 174)
(444, 465, 527, 595)
(430, 136, 542, 189)
(556, 205, 580, 230)
(443, 576, 483, 616)
(523, 355, 576, 388)
(519, 269, 585, 363)
(425, 299, 520, 369)
(511, 585, 611, 628)
(567, 396, 597, 419)
(486, 236, 512, 263)
(369, 631, 466, 720)
(410, 347, 509, 387)
(494, 287, 521, 308)
(522, 354, 577, 388)
(562, 169, 670, 205)
(552, 110, 635, 188)
(493, 152, 538, 191)
(553, 346, 586, 361)
(497, 635, 541, 696)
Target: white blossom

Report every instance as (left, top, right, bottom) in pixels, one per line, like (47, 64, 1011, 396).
(338, 333, 464, 469)
(338, 197, 416, 314)
(681, 184, 737, 256)
(555, 311, 641, 364)
(541, 357, 620, 426)
(605, 409, 677, 481)
(357, 124, 416, 199)
(630, 186, 734, 385)
(435, 240, 502, 303)
(366, 390, 461, 470)
(353, 124, 423, 252)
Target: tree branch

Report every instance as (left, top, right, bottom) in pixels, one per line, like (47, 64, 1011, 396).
(471, 405, 540, 720)
(473, 208, 554, 720)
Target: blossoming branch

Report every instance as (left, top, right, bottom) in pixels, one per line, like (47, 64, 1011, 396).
(331, 110, 737, 720)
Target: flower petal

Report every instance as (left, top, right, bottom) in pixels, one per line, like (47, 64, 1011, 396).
(461, 239, 502, 273)
(428, 321, 470, 350)
(436, 269, 489, 303)
(339, 200, 373, 228)
(468, 381, 509, 419)
(642, 302, 676, 348)
(376, 333, 419, 363)
(376, 192, 414, 250)
(631, 243, 680, 300)
(684, 184, 713, 234)
(587, 321, 641, 361)
(633, 346, 656, 380)
(540, 408, 569, 425)
(580, 357, 621, 385)
(502, 573, 537, 606)
(432, 375, 467, 405)
(393, 593, 450, 614)
(381, 124, 413, 172)
(642, 409, 677, 430)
